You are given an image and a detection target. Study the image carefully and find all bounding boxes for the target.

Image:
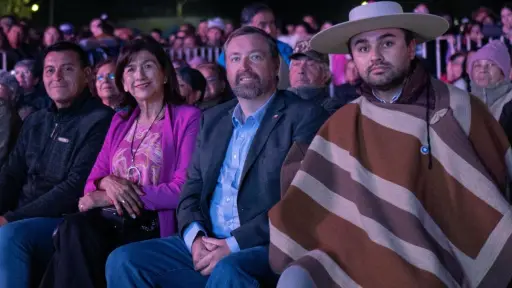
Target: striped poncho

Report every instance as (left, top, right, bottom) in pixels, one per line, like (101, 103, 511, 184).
(269, 67, 512, 287)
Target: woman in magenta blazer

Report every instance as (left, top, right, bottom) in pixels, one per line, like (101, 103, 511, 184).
(39, 36, 201, 288)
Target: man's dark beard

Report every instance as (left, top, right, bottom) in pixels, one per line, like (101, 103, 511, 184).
(365, 65, 409, 92)
(232, 71, 265, 99)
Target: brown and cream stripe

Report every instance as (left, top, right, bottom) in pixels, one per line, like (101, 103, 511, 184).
(269, 81, 512, 287)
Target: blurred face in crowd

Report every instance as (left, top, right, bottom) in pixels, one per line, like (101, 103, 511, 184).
(90, 18, 102, 37)
(183, 36, 198, 49)
(414, 4, 429, 14)
(471, 59, 505, 87)
(15, 65, 38, 91)
(151, 31, 162, 42)
(177, 76, 202, 105)
(320, 22, 333, 31)
(122, 50, 166, 103)
(8, 25, 23, 48)
(96, 62, 119, 102)
(43, 27, 61, 47)
(207, 28, 223, 46)
(249, 11, 277, 38)
(43, 50, 90, 108)
(290, 56, 329, 88)
(303, 15, 317, 30)
(286, 24, 295, 35)
(294, 25, 309, 40)
(198, 21, 208, 37)
(197, 64, 225, 100)
(469, 25, 483, 41)
(172, 37, 184, 50)
(475, 10, 489, 23)
(447, 55, 465, 81)
(225, 33, 279, 99)
(345, 60, 360, 84)
(115, 28, 133, 41)
(350, 28, 415, 91)
(225, 23, 234, 36)
(502, 8, 512, 29)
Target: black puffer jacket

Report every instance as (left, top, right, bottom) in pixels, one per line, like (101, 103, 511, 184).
(0, 91, 113, 222)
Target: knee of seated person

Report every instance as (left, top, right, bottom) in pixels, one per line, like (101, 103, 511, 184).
(0, 223, 19, 247)
(210, 255, 244, 278)
(277, 265, 316, 288)
(106, 245, 137, 273)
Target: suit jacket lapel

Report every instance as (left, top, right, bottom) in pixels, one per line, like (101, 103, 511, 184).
(204, 106, 235, 197)
(239, 94, 286, 184)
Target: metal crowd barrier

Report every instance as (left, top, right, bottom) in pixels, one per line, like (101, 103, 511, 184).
(166, 47, 223, 63)
(166, 35, 508, 81)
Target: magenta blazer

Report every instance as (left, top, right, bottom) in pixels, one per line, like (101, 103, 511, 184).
(84, 104, 201, 237)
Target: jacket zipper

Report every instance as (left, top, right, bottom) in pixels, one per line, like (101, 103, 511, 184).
(50, 123, 59, 139)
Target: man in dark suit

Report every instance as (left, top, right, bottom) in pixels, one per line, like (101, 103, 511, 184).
(106, 27, 329, 288)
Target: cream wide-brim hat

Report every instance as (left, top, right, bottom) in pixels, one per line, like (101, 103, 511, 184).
(311, 1, 450, 54)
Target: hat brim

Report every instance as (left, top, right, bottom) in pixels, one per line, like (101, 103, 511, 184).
(311, 13, 449, 54)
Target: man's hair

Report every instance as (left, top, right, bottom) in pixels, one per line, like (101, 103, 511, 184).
(223, 26, 279, 61)
(14, 59, 37, 75)
(43, 41, 90, 68)
(347, 28, 415, 56)
(240, 3, 273, 26)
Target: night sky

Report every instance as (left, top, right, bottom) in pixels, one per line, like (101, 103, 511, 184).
(30, 0, 503, 29)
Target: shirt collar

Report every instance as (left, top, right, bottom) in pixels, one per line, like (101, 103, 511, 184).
(232, 92, 276, 126)
(372, 87, 403, 104)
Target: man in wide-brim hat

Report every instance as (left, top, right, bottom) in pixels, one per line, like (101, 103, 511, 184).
(269, 2, 512, 287)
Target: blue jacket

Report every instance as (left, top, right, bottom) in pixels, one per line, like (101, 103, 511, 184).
(217, 39, 293, 68)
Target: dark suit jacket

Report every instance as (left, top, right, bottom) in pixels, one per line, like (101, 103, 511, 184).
(177, 90, 329, 249)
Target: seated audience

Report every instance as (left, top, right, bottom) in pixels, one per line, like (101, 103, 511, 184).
(177, 66, 207, 106)
(288, 39, 344, 114)
(0, 41, 114, 287)
(196, 63, 232, 111)
(105, 26, 328, 288)
(39, 36, 201, 288)
(0, 71, 22, 168)
(468, 40, 512, 142)
(14, 59, 52, 119)
(92, 58, 126, 111)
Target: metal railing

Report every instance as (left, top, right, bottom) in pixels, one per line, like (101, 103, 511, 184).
(165, 47, 223, 63)
(0, 35, 505, 79)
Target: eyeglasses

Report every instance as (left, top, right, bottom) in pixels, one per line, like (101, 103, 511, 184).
(96, 73, 115, 81)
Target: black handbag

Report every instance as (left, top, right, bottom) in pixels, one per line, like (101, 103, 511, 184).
(99, 206, 160, 244)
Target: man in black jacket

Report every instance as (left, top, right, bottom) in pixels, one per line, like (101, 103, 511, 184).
(0, 42, 113, 287)
(106, 27, 328, 288)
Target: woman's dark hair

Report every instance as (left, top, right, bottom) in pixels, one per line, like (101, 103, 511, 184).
(115, 36, 184, 109)
(90, 58, 117, 97)
(178, 67, 207, 103)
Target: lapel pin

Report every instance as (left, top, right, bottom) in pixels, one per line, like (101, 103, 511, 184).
(273, 114, 279, 119)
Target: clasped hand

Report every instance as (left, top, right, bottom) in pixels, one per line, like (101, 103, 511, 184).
(191, 236, 231, 276)
(79, 175, 145, 218)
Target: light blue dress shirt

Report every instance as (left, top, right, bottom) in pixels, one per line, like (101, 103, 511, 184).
(183, 94, 275, 253)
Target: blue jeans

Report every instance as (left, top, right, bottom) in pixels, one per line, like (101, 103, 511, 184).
(106, 236, 277, 288)
(0, 217, 62, 288)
